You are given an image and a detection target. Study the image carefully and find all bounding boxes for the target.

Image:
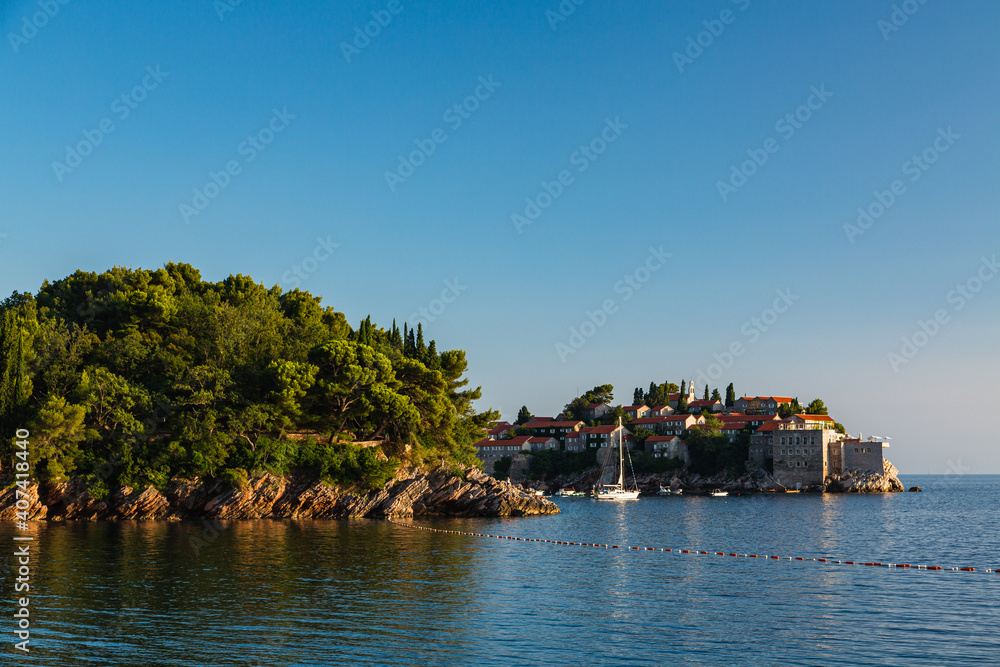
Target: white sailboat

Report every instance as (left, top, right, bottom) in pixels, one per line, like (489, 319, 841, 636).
(595, 418, 640, 500)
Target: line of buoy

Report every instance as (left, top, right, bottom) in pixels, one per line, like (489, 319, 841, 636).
(386, 520, 997, 576)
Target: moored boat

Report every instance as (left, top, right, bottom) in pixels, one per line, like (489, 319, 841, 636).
(595, 418, 641, 500)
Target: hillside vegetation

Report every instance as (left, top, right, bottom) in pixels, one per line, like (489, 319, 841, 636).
(0, 264, 496, 495)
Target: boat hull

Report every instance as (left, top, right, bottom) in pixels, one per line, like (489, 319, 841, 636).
(595, 491, 641, 500)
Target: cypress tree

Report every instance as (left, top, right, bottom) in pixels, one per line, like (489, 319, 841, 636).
(703, 385, 709, 401)
(725, 383, 736, 408)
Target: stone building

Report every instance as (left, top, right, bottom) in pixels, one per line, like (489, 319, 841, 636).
(770, 422, 839, 488)
(646, 435, 689, 464)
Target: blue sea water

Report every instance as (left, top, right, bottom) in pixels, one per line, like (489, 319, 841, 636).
(1, 474, 997, 666)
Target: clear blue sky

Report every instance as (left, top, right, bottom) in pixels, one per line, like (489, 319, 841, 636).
(2, 0, 999, 473)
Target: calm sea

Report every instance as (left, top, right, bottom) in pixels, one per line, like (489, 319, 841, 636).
(1, 474, 998, 666)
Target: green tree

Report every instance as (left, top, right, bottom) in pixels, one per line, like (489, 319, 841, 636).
(703, 385, 709, 401)
(711, 388, 721, 402)
(516, 405, 533, 424)
(805, 398, 828, 415)
(307, 340, 400, 441)
(725, 383, 735, 408)
(29, 396, 89, 480)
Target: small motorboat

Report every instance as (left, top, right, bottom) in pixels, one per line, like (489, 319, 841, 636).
(557, 487, 585, 497)
(709, 489, 728, 497)
(658, 486, 682, 495)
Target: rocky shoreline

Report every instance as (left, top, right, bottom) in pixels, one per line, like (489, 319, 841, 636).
(0, 466, 560, 522)
(522, 458, 905, 495)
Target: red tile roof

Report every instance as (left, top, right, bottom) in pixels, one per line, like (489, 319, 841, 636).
(740, 396, 794, 403)
(795, 414, 835, 422)
(688, 399, 720, 408)
(521, 420, 584, 429)
(630, 416, 668, 425)
(474, 436, 531, 448)
(527, 436, 557, 444)
(623, 405, 649, 411)
(581, 425, 626, 434)
(754, 420, 789, 433)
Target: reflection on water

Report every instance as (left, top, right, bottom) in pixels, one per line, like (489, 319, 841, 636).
(0, 475, 997, 666)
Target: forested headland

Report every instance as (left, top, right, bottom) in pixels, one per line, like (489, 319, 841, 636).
(0, 264, 497, 497)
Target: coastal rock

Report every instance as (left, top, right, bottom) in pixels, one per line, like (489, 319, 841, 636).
(0, 464, 559, 522)
(826, 459, 904, 493)
(40, 479, 106, 520)
(908, 486, 922, 492)
(113, 485, 172, 520)
(0, 482, 46, 521)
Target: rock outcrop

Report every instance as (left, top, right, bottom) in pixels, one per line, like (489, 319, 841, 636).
(825, 459, 905, 493)
(0, 465, 559, 522)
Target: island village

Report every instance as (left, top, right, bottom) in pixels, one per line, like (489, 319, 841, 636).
(473, 380, 903, 493)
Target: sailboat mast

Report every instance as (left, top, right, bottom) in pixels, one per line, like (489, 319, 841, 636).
(617, 417, 624, 487)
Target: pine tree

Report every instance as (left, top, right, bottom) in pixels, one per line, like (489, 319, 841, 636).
(416, 323, 426, 358)
(633, 387, 644, 405)
(390, 319, 401, 348)
(711, 388, 721, 402)
(516, 405, 532, 425)
(405, 326, 415, 355)
(648, 381, 657, 405)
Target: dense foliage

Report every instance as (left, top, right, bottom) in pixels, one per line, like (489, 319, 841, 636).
(525, 449, 598, 480)
(684, 417, 750, 475)
(0, 264, 497, 492)
(562, 384, 614, 421)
